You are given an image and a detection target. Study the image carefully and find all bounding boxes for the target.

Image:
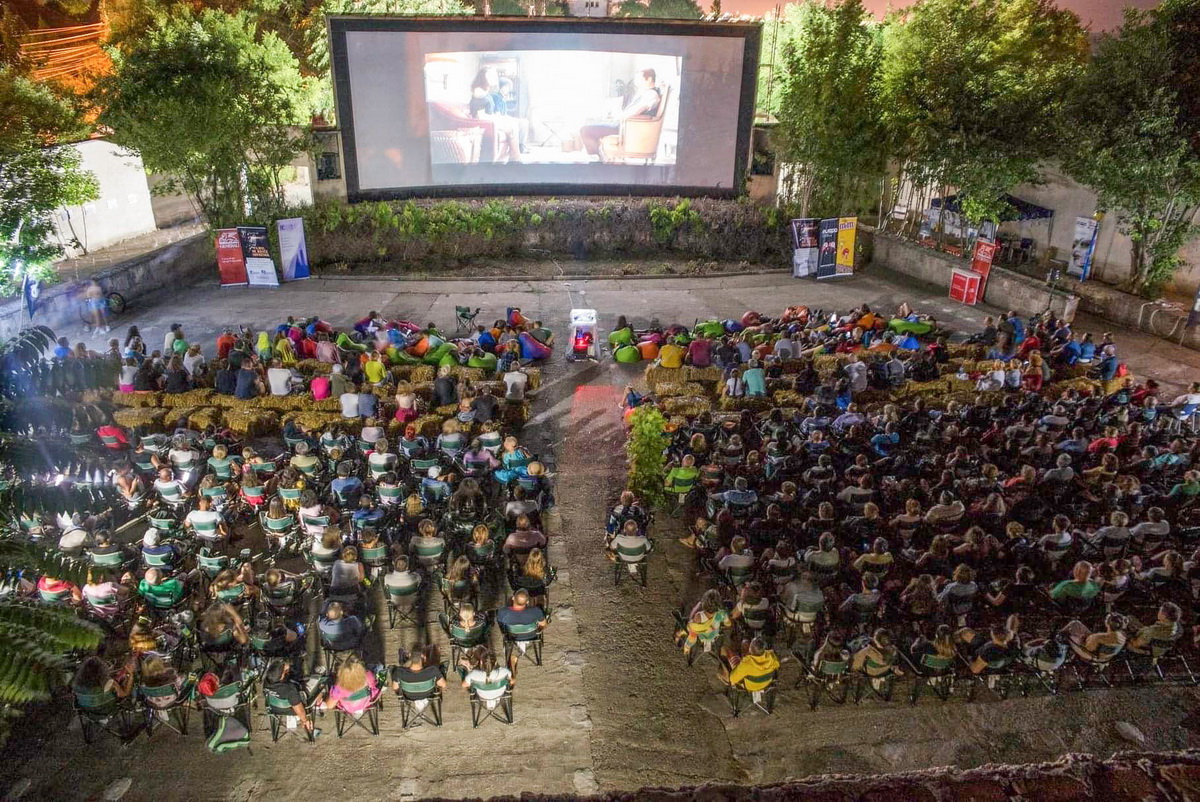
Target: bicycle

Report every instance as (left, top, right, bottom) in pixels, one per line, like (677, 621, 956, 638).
(78, 284, 127, 328)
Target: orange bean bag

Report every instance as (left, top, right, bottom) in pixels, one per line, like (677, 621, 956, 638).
(638, 341, 660, 360)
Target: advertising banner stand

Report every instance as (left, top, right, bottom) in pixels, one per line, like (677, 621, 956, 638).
(814, 218, 840, 279)
(790, 218, 819, 278)
(215, 228, 249, 287)
(237, 225, 280, 287)
(1067, 216, 1100, 280)
(835, 217, 857, 276)
(277, 217, 311, 282)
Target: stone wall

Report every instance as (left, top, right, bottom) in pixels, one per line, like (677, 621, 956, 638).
(872, 233, 1078, 320)
(0, 233, 210, 341)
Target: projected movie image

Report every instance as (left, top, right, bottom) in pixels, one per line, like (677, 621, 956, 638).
(424, 50, 681, 177)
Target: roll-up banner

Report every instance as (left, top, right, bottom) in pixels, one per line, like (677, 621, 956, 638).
(215, 228, 248, 287)
(815, 218, 839, 279)
(237, 225, 280, 287)
(791, 218, 819, 278)
(277, 217, 311, 282)
(835, 217, 857, 276)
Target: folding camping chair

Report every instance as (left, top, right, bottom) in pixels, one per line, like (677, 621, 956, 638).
(140, 680, 194, 737)
(468, 677, 514, 728)
(334, 684, 383, 737)
(395, 665, 447, 729)
(725, 671, 779, 717)
(74, 689, 143, 745)
(455, 306, 481, 333)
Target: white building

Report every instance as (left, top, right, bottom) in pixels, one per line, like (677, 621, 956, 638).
(51, 138, 158, 257)
(567, 0, 612, 17)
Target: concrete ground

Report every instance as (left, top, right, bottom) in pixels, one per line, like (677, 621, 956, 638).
(5, 266, 1200, 801)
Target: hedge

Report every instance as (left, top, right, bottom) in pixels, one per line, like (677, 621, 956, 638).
(287, 197, 794, 271)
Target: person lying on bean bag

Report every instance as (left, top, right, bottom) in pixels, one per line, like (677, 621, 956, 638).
(609, 320, 635, 348)
(467, 349, 498, 371)
(694, 321, 725, 339)
(519, 332, 552, 360)
(888, 318, 935, 336)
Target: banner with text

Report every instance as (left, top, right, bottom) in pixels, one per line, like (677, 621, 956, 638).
(791, 218, 819, 278)
(276, 217, 311, 282)
(237, 225, 280, 287)
(215, 228, 249, 287)
(970, 237, 997, 298)
(1067, 216, 1100, 280)
(815, 218, 839, 279)
(835, 217, 857, 276)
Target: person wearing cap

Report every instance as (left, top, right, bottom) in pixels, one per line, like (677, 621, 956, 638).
(290, 442, 320, 475)
(163, 323, 184, 355)
(329, 363, 351, 399)
(420, 465, 452, 505)
(140, 530, 179, 571)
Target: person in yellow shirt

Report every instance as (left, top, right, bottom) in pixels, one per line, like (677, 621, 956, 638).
(363, 352, 388, 386)
(658, 339, 686, 369)
(726, 638, 780, 691)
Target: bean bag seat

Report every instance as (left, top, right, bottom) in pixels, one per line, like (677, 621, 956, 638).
(336, 332, 366, 353)
(614, 344, 642, 364)
(410, 336, 431, 357)
(423, 342, 455, 365)
(694, 321, 725, 339)
(389, 347, 422, 365)
(519, 332, 552, 360)
(609, 327, 634, 348)
(640, 332, 665, 346)
(664, 324, 688, 338)
(888, 318, 933, 336)
(722, 320, 744, 333)
(467, 352, 498, 371)
(741, 311, 762, 328)
(508, 308, 528, 328)
(438, 350, 460, 368)
(426, 334, 446, 351)
(637, 341, 660, 360)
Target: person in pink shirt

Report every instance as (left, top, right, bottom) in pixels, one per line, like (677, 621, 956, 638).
(311, 374, 332, 401)
(688, 336, 712, 368)
(315, 335, 338, 364)
(323, 656, 378, 714)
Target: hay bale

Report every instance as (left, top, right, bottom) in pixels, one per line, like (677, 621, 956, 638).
(281, 411, 346, 432)
(946, 344, 986, 360)
(410, 365, 435, 384)
(113, 407, 169, 432)
(296, 359, 332, 376)
(525, 367, 542, 391)
(225, 409, 279, 437)
(112, 391, 162, 409)
(655, 381, 688, 398)
(663, 395, 712, 417)
(501, 401, 530, 427)
(80, 389, 111, 405)
(682, 366, 722, 384)
(772, 390, 805, 407)
(812, 355, 840, 379)
(447, 366, 485, 383)
(643, 363, 670, 389)
(159, 389, 215, 408)
(189, 407, 223, 431)
(435, 404, 458, 417)
(411, 382, 434, 404)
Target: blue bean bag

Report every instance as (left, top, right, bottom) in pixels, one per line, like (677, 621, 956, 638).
(723, 320, 744, 333)
(519, 332, 552, 360)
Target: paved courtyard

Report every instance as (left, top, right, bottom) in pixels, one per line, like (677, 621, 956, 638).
(4, 267, 1200, 801)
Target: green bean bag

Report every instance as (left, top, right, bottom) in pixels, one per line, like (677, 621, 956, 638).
(608, 327, 634, 348)
(467, 352, 498, 371)
(336, 332, 366, 352)
(388, 347, 422, 365)
(614, 344, 642, 364)
(694, 321, 725, 339)
(438, 350, 460, 368)
(423, 342, 455, 365)
(888, 318, 933, 335)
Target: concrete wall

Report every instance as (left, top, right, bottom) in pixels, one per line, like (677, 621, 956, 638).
(51, 139, 158, 256)
(872, 234, 1078, 320)
(1006, 165, 1200, 297)
(0, 233, 210, 341)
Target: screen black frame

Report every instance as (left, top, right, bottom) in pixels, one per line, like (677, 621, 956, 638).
(328, 15, 761, 201)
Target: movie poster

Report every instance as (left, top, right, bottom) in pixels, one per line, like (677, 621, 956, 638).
(791, 218, 819, 278)
(1067, 216, 1100, 280)
(237, 225, 279, 287)
(815, 218, 839, 279)
(215, 228, 248, 287)
(835, 217, 857, 275)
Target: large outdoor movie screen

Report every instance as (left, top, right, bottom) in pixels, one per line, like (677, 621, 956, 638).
(328, 17, 760, 198)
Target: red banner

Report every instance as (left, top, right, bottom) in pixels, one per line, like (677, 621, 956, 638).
(216, 228, 249, 287)
(970, 238, 997, 298)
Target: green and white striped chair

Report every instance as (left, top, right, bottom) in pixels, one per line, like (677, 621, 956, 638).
(468, 675, 513, 728)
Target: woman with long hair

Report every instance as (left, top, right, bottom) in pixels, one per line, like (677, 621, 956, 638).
(324, 654, 378, 714)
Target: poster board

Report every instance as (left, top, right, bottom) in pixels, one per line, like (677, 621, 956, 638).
(237, 225, 280, 287)
(277, 217, 311, 282)
(835, 217, 857, 275)
(215, 228, 249, 287)
(791, 218, 819, 278)
(1067, 216, 1100, 280)
(815, 218, 839, 279)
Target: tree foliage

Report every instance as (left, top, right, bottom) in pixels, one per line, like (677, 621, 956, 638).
(626, 405, 668, 508)
(613, 0, 703, 19)
(0, 67, 98, 294)
(773, 0, 888, 218)
(1060, 0, 1200, 297)
(95, 7, 314, 227)
(879, 0, 1087, 224)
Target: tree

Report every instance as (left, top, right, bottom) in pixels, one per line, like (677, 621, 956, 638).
(95, 8, 314, 227)
(0, 67, 98, 296)
(879, 0, 1087, 225)
(0, 326, 109, 741)
(626, 405, 668, 508)
(1060, 0, 1200, 297)
(773, 0, 889, 218)
(613, 0, 702, 19)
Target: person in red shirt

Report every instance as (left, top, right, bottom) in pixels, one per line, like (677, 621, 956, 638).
(687, 336, 712, 368)
(96, 423, 129, 449)
(216, 328, 237, 360)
